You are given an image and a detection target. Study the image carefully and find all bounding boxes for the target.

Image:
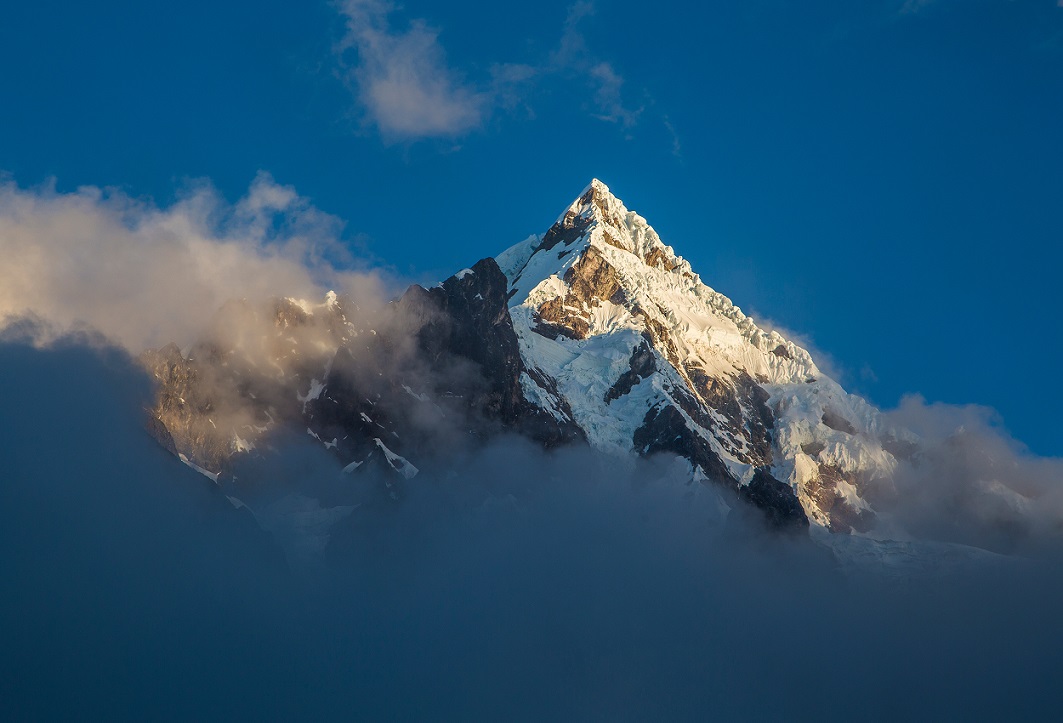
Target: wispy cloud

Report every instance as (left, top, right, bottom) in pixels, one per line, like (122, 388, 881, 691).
(663, 116, 683, 159)
(335, 1, 647, 142)
(553, 2, 643, 128)
(336, 0, 487, 141)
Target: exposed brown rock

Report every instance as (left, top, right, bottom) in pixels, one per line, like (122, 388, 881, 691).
(561, 245, 627, 306)
(531, 246, 628, 341)
(590, 187, 627, 233)
(685, 369, 774, 467)
(643, 246, 681, 272)
(534, 298, 588, 340)
(805, 463, 876, 534)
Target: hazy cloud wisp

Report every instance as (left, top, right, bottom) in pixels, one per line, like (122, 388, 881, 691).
(336, 0, 645, 141)
(337, 0, 487, 140)
(4, 338, 1063, 719)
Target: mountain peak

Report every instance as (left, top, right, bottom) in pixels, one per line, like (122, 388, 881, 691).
(498, 180, 693, 307)
(494, 181, 903, 532)
(584, 177, 612, 199)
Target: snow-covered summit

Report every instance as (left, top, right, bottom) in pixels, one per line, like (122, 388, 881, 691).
(146, 177, 914, 536)
(497, 179, 906, 533)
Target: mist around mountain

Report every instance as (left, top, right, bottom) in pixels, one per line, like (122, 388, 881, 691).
(2, 178, 1063, 719)
(126, 179, 1063, 557)
(4, 333, 1063, 721)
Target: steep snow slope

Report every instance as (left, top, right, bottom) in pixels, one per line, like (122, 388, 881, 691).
(498, 179, 910, 532)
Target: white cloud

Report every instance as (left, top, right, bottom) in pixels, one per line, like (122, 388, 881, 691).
(0, 173, 388, 352)
(335, 1, 647, 142)
(337, 0, 486, 141)
(552, 0, 595, 67)
(880, 395, 1063, 552)
(589, 62, 640, 128)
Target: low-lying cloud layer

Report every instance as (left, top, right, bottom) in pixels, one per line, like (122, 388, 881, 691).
(2, 338, 1063, 720)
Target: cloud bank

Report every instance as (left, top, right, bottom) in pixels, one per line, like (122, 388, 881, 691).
(0, 173, 388, 352)
(3, 337, 1063, 720)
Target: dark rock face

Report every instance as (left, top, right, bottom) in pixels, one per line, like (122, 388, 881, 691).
(801, 441, 826, 457)
(634, 404, 735, 485)
(686, 370, 775, 468)
(396, 258, 583, 448)
(738, 469, 809, 530)
(142, 258, 581, 483)
(633, 404, 808, 530)
(605, 341, 657, 403)
(535, 188, 596, 252)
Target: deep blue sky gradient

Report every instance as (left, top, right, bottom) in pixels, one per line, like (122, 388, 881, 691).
(2, 0, 1061, 454)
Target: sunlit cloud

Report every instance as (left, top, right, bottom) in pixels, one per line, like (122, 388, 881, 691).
(336, 0, 487, 141)
(0, 172, 388, 352)
(335, 1, 648, 142)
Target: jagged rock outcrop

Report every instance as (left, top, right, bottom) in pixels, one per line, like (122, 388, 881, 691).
(142, 258, 580, 488)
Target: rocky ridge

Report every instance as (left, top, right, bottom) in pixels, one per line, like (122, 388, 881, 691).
(143, 179, 917, 534)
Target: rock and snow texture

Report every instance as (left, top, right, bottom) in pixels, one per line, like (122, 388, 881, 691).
(144, 178, 916, 535)
(498, 179, 907, 532)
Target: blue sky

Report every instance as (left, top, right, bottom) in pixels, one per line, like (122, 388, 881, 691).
(2, 0, 1061, 455)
